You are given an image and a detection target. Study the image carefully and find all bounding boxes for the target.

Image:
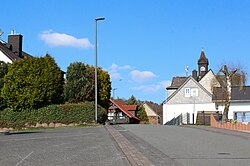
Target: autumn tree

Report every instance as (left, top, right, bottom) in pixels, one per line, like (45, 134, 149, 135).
(64, 62, 111, 108)
(213, 65, 247, 123)
(1, 54, 64, 111)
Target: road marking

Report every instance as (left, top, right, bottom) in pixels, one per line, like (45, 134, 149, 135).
(0, 133, 94, 142)
(16, 151, 34, 166)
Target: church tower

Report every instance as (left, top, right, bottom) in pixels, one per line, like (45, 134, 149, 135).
(198, 50, 209, 79)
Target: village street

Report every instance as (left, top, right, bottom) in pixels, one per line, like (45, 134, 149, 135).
(0, 127, 129, 166)
(120, 125, 250, 166)
(0, 125, 250, 166)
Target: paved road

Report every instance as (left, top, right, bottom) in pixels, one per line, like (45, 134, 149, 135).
(0, 127, 129, 166)
(120, 125, 250, 166)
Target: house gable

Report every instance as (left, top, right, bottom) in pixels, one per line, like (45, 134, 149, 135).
(0, 50, 13, 63)
(0, 33, 32, 64)
(166, 76, 212, 104)
(143, 103, 159, 117)
(0, 41, 21, 63)
(109, 99, 140, 121)
(199, 69, 220, 94)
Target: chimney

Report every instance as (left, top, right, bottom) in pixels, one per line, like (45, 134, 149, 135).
(8, 32, 23, 58)
(192, 69, 197, 81)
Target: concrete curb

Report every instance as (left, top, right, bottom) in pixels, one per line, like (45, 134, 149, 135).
(0, 131, 10, 135)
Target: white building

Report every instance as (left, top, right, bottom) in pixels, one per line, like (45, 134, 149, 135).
(0, 32, 32, 63)
(163, 50, 250, 125)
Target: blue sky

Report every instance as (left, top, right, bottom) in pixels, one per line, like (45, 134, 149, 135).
(1, 0, 250, 103)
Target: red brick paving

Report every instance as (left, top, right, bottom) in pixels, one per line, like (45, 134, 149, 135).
(106, 126, 154, 166)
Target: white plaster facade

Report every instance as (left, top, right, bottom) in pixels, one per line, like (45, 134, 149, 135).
(163, 76, 220, 124)
(163, 103, 222, 124)
(217, 102, 250, 120)
(0, 51, 12, 63)
(163, 75, 250, 124)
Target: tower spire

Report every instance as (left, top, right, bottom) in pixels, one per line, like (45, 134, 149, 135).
(198, 49, 209, 80)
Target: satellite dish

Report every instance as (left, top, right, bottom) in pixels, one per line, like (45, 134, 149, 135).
(0, 29, 3, 36)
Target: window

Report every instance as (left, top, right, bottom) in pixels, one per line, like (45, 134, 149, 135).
(191, 88, 198, 97)
(185, 88, 198, 97)
(185, 88, 191, 97)
(235, 112, 250, 122)
(200, 66, 206, 71)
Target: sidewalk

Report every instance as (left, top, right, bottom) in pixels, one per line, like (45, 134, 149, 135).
(105, 125, 154, 166)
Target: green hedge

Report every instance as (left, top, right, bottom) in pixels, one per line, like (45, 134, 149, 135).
(0, 102, 107, 129)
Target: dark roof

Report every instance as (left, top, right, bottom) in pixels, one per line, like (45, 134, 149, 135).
(0, 40, 32, 62)
(198, 50, 209, 64)
(109, 99, 140, 121)
(0, 41, 21, 61)
(167, 77, 188, 90)
(22, 51, 33, 59)
(213, 86, 250, 102)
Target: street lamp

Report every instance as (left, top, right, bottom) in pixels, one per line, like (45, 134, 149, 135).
(112, 88, 117, 99)
(95, 17, 105, 123)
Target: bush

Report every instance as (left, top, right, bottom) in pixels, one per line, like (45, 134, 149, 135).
(64, 62, 111, 109)
(0, 102, 107, 129)
(1, 54, 64, 111)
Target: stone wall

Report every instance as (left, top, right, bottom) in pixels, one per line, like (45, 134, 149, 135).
(0, 122, 92, 132)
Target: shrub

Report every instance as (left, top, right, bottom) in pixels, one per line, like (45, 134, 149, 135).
(1, 54, 64, 111)
(0, 102, 107, 129)
(64, 62, 111, 109)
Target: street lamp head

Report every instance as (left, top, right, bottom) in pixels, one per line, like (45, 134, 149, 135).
(95, 17, 105, 21)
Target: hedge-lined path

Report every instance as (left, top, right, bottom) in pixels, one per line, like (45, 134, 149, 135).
(0, 127, 130, 166)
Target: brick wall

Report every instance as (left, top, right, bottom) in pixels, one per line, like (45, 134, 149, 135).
(148, 116, 159, 125)
(210, 115, 250, 131)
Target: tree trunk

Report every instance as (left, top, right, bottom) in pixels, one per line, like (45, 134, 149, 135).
(222, 102, 230, 123)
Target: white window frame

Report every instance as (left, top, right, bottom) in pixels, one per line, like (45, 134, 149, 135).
(191, 88, 198, 97)
(185, 88, 191, 97)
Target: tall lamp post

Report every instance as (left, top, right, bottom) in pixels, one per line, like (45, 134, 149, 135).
(95, 17, 105, 123)
(112, 88, 117, 99)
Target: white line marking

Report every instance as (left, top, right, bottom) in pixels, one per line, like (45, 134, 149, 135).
(16, 151, 34, 166)
(0, 133, 94, 142)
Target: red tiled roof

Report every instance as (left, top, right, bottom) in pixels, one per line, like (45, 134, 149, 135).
(109, 99, 140, 121)
(124, 105, 137, 111)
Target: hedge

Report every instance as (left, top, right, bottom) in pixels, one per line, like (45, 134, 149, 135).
(0, 102, 107, 129)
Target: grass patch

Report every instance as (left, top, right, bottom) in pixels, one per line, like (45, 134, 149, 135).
(10, 123, 100, 132)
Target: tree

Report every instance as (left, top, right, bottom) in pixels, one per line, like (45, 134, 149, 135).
(64, 62, 111, 108)
(214, 65, 247, 123)
(137, 105, 149, 123)
(64, 62, 94, 103)
(126, 95, 149, 122)
(98, 67, 111, 108)
(1, 54, 64, 111)
(127, 95, 138, 105)
(0, 61, 8, 109)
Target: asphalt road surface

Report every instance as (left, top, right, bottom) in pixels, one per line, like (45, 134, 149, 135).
(121, 125, 250, 166)
(0, 127, 129, 166)
(1, 125, 250, 166)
